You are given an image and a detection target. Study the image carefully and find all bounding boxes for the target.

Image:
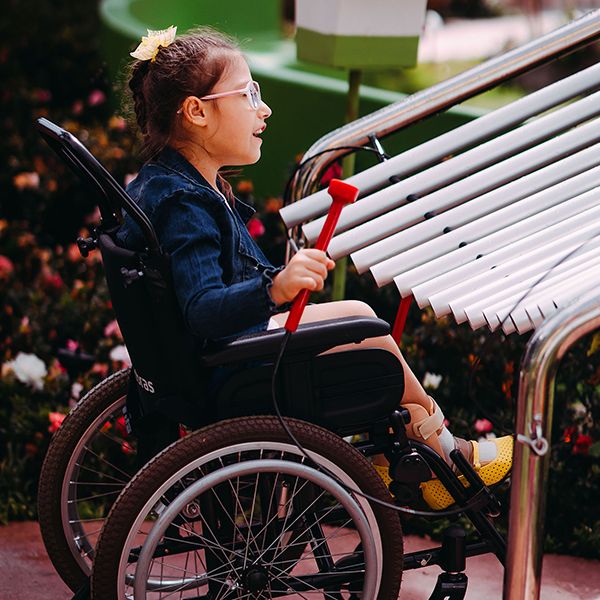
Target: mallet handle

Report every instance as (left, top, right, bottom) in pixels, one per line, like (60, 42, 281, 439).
(284, 179, 359, 333)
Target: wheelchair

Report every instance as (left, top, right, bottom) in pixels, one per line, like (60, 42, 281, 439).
(37, 118, 509, 599)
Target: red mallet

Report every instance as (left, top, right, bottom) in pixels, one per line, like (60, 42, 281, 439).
(285, 179, 359, 332)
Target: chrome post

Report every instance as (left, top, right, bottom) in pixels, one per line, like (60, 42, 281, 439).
(504, 289, 600, 599)
(289, 9, 600, 202)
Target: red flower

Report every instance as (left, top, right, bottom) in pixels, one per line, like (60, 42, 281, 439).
(0, 255, 14, 279)
(48, 412, 66, 433)
(115, 415, 128, 438)
(25, 443, 38, 457)
(474, 418, 493, 434)
(264, 197, 283, 213)
(320, 161, 342, 187)
(247, 217, 265, 239)
(563, 426, 577, 444)
(121, 441, 135, 455)
(572, 434, 593, 456)
(236, 180, 254, 194)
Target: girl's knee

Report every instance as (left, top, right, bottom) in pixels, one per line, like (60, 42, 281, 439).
(336, 300, 377, 318)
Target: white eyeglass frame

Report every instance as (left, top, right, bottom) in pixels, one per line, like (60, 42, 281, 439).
(200, 80, 262, 110)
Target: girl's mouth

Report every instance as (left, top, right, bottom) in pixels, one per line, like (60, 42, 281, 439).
(253, 125, 266, 138)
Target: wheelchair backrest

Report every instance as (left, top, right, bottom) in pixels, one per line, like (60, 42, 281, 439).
(37, 118, 206, 426)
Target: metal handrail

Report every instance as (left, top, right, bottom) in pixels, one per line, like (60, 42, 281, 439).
(285, 10, 600, 600)
(504, 288, 600, 599)
(289, 9, 600, 203)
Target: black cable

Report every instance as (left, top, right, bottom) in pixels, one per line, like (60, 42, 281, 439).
(282, 144, 387, 208)
(270, 329, 493, 518)
(273, 143, 600, 517)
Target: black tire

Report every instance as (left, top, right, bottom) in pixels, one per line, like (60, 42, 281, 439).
(38, 368, 134, 591)
(92, 416, 403, 600)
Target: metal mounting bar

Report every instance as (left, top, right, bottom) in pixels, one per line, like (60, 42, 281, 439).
(504, 288, 600, 599)
(289, 9, 600, 204)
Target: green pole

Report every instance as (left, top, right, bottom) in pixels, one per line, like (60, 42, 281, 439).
(332, 68, 362, 301)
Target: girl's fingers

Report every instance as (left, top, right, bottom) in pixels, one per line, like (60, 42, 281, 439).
(304, 261, 328, 279)
(299, 276, 320, 291)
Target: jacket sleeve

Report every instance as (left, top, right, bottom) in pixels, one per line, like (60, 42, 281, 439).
(153, 191, 282, 340)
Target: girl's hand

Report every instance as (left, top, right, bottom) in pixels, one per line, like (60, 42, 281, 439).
(270, 249, 335, 306)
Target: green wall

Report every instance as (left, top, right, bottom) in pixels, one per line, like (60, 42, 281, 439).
(100, 0, 481, 198)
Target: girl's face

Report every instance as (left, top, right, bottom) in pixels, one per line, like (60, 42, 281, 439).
(201, 53, 272, 168)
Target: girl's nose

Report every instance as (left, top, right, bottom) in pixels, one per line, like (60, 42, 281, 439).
(259, 100, 272, 119)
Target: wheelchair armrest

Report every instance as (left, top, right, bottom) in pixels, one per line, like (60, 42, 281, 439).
(201, 316, 390, 366)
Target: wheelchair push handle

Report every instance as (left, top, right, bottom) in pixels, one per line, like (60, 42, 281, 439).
(284, 179, 359, 333)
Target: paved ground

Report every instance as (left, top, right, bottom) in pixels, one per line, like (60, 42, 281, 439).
(1, 522, 599, 599)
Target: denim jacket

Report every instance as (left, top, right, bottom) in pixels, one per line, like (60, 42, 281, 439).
(118, 146, 285, 347)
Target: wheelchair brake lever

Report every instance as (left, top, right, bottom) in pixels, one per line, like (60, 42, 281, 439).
(284, 179, 359, 333)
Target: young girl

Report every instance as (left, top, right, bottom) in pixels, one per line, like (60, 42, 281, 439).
(120, 26, 512, 509)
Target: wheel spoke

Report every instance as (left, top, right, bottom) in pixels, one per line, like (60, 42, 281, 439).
(81, 444, 133, 480)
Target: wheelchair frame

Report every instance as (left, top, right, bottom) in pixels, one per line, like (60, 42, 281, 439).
(37, 117, 512, 599)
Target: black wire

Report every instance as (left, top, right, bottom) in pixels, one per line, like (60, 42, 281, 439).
(270, 329, 493, 518)
(273, 136, 600, 516)
(282, 144, 387, 208)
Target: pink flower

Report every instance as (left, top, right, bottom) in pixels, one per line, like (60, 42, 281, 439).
(109, 344, 131, 367)
(48, 412, 66, 433)
(66, 339, 79, 352)
(0, 255, 14, 279)
(104, 319, 122, 339)
(41, 271, 64, 290)
(247, 217, 265, 239)
(87, 89, 106, 107)
(72, 100, 84, 115)
(474, 418, 493, 434)
(34, 88, 52, 103)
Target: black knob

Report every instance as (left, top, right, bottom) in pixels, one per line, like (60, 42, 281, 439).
(76, 236, 96, 258)
(441, 525, 466, 573)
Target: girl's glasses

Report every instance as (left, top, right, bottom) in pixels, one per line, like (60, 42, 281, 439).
(200, 80, 262, 110)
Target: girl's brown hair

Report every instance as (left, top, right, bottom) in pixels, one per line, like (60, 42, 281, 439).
(126, 27, 240, 197)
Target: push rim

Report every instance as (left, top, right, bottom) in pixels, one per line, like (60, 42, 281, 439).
(134, 458, 378, 599)
(60, 393, 134, 573)
(115, 440, 384, 599)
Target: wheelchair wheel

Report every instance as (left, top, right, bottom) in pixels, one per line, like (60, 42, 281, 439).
(92, 416, 404, 599)
(38, 368, 135, 590)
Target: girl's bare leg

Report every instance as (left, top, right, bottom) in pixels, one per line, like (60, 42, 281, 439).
(269, 300, 497, 466)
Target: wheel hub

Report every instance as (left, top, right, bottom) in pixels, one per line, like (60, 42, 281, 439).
(243, 565, 270, 594)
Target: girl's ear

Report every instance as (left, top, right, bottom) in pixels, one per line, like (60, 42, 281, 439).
(179, 96, 209, 128)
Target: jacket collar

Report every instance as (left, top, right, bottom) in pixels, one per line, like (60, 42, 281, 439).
(156, 146, 256, 224)
(155, 146, 213, 190)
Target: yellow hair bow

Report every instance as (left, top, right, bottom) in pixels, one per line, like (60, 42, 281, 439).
(130, 26, 177, 62)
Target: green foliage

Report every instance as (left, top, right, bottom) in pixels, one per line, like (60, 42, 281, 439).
(0, 0, 598, 561)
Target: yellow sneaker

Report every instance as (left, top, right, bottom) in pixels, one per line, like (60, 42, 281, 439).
(420, 435, 513, 510)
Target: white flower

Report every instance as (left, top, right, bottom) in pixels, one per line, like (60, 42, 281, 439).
(423, 372, 442, 390)
(109, 344, 131, 366)
(71, 381, 84, 400)
(3, 352, 47, 390)
(130, 26, 177, 61)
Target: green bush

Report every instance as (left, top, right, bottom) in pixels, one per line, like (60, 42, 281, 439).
(0, 0, 598, 559)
